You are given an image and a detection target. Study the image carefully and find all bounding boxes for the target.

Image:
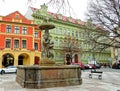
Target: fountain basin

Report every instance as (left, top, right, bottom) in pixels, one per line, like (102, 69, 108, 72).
(16, 65, 82, 89)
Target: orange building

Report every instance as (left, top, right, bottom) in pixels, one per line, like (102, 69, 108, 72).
(0, 11, 41, 68)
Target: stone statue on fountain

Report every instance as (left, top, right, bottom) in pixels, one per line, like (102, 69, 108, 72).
(43, 29, 54, 58)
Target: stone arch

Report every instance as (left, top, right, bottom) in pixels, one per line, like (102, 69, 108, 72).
(18, 53, 30, 65)
(2, 53, 14, 67)
(66, 54, 71, 65)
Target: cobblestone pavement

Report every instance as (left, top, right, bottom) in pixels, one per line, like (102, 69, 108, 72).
(0, 68, 120, 91)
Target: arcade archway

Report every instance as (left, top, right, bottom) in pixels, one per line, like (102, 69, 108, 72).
(66, 54, 71, 65)
(2, 53, 14, 67)
(18, 53, 29, 65)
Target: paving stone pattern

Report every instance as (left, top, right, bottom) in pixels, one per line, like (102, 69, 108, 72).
(0, 68, 120, 91)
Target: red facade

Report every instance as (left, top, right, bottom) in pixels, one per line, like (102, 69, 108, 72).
(0, 11, 41, 51)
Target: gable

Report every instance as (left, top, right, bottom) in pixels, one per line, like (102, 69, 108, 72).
(6, 11, 27, 20)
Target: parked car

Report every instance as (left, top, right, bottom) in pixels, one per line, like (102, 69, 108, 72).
(84, 64, 96, 69)
(112, 63, 120, 69)
(94, 63, 101, 69)
(0, 66, 17, 74)
(87, 61, 101, 69)
(71, 62, 85, 70)
(84, 64, 90, 69)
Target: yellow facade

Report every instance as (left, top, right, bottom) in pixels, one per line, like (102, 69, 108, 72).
(0, 49, 41, 68)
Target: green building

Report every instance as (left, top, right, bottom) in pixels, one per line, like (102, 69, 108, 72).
(25, 4, 111, 65)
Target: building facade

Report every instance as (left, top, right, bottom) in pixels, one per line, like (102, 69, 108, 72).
(25, 4, 111, 64)
(0, 11, 41, 68)
(0, 4, 112, 68)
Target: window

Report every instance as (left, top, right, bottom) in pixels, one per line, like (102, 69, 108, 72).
(34, 31, 38, 38)
(64, 30, 66, 35)
(22, 40, 26, 48)
(68, 30, 70, 35)
(16, 14, 19, 18)
(76, 31, 78, 38)
(54, 28, 58, 34)
(34, 43, 38, 50)
(6, 25, 11, 33)
(79, 32, 81, 38)
(6, 39, 11, 48)
(14, 39, 19, 48)
(14, 26, 20, 34)
(72, 31, 74, 36)
(22, 27, 27, 34)
(54, 39, 59, 47)
(59, 28, 62, 35)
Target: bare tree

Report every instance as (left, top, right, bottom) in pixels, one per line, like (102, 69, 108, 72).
(60, 35, 82, 65)
(86, 0, 120, 49)
(26, 0, 75, 17)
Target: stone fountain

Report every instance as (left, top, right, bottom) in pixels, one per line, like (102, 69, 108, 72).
(16, 4, 82, 89)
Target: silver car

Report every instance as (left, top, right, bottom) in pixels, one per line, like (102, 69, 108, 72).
(0, 66, 17, 74)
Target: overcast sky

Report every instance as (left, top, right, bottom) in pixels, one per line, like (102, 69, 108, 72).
(0, 0, 89, 21)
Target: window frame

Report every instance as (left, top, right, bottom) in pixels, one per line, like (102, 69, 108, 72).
(34, 31, 38, 38)
(14, 39, 19, 48)
(6, 25, 11, 33)
(22, 27, 27, 34)
(34, 43, 38, 50)
(5, 39, 11, 48)
(14, 26, 20, 34)
(22, 40, 27, 48)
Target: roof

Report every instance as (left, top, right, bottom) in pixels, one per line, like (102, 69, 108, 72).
(1, 11, 33, 25)
(30, 7, 86, 26)
(6, 11, 27, 20)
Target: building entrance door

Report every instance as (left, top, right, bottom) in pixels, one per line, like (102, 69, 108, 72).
(66, 54, 71, 65)
(18, 56, 23, 65)
(74, 54, 78, 63)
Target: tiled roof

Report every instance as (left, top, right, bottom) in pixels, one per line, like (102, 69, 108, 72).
(6, 11, 27, 19)
(30, 7, 39, 12)
(30, 7, 86, 26)
(1, 11, 33, 24)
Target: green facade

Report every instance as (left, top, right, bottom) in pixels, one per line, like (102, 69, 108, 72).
(32, 4, 111, 64)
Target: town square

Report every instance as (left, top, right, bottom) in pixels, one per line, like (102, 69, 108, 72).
(0, 0, 120, 90)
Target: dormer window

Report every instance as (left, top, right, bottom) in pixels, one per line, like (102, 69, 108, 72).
(16, 14, 19, 18)
(58, 14, 62, 19)
(68, 16, 72, 22)
(76, 19, 81, 24)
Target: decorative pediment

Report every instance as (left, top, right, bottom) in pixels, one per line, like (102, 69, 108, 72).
(32, 4, 52, 21)
(57, 14, 62, 19)
(40, 4, 48, 14)
(68, 16, 72, 22)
